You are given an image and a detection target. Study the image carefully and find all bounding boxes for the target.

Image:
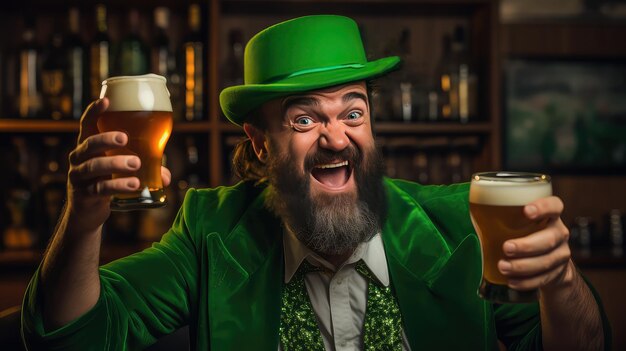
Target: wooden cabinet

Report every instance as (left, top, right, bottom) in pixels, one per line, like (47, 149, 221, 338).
(0, 0, 502, 315)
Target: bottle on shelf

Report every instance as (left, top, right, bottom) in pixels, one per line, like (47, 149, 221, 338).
(222, 28, 244, 89)
(41, 31, 70, 120)
(437, 26, 478, 123)
(38, 137, 67, 244)
(3, 137, 37, 250)
(15, 17, 42, 118)
(393, 28, 417, 123)
(609, 209, 624, 257)
(177, 136, 207, 200)
(90, 4, 111, 101)
(65, 7, 87, 119)
(183, 3, 205, 121)
(116, 9, 149, 76)
(151, 7, 183, 121)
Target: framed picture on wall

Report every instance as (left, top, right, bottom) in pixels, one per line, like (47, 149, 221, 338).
(503, 59, 626, 174)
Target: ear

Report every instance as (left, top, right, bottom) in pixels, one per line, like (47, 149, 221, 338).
(243, 123, 268, 162)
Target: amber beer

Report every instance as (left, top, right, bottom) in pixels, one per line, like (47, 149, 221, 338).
(97, 74, 173, 210)
(469, 172, 552, 303)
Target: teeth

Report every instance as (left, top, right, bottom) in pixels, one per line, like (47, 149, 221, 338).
(316, 161, 348, 169)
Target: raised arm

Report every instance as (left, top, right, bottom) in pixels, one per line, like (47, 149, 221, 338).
(498, 196, 606, 350)
(39, 98, 171, 330)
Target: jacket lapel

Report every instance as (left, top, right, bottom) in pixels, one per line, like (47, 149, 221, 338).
(206, 187, 284, 351)
(382, 180, 496, 350)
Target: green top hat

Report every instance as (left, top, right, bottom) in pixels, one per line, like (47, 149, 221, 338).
(219, 15, 400, 126)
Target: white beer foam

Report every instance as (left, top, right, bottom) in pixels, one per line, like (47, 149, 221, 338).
(100, 74, 173, 112)
(470, 178, 552, 206)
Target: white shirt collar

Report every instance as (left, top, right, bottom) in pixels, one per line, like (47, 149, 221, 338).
(283, 228, 390, 286)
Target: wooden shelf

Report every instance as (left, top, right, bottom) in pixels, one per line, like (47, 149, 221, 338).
(0, 119, 213, 133)
(221, 0, 491, 16)
(375, 121, 491, 134)
(0, 119, 79, 133)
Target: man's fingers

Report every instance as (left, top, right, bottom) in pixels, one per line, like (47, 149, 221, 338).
(76, 177, 141, 196)
(506, 260, 572, 291)
(70, 132, 128, 165)
(503, 220, 570, 258)
(69, 156, 141, 184)
(499, 241, 571, 278)
(77, 98, 109, 144)
(161, 166, 172, 187)
(524, 196, 564, 220)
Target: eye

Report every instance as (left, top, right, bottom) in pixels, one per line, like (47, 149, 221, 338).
(295, 116, 314, 126)
(289, 116, 318, 132)
(344, 110, 365, 126)
(346, 111, 362, 120)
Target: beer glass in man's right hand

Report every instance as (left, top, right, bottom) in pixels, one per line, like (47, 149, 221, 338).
(469, 172, 552, 303)
(97, 74, 173, 210)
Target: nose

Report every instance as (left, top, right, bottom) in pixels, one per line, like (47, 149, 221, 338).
(318, 121, 350, 152)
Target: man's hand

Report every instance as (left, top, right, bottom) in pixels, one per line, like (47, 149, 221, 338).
(498, 196, 605, 350)
(66, 97, 172, 234)
(497, 196, 574, 292)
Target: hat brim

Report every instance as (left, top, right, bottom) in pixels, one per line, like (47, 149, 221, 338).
(220, 56, 400, 126)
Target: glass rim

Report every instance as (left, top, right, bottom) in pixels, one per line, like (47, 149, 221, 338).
(102, 73, 166, 86)
(471, 171, 551, 183)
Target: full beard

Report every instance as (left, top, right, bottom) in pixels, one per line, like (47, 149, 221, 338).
(264, 142, 387, 256)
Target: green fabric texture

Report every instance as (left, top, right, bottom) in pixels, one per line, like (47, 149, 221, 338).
(21, 179, 612, 350)
(279, 260, 325, 350)
(355, 260, 404, 351)
(219, 15, 400, 126)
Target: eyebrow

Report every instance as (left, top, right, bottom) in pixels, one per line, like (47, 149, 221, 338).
(342, 91, 368, 105)
(282, 91, 368, 113)
(282, 96, 319, 113)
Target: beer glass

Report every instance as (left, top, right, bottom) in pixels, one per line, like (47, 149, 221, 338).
(469, 172, 552, 303)
(97, 74, 173, 210)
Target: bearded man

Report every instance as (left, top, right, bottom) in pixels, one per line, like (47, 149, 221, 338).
(22, 15, 608, 350)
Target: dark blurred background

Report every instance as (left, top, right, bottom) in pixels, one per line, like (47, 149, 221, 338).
(0, 0, 624, 349)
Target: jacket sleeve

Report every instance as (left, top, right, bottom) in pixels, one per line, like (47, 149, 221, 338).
(21, 190, 201, 350)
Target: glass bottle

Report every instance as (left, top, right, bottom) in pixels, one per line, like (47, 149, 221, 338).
(41, 31, 70, 120)
(39, 137, 67, 244)
(16, 18, 42, 118)
(222, 28, 244, 88)
(183, 3, 205, 121)
(438, 27, 477, 123)
(90, 4, 110, 101)
(177, 136, 206, 200)
(65, 7, 87, 119)
(3, 137, 36, 250)
(152, 7, 183, 121)
(116, 9, 149, 76)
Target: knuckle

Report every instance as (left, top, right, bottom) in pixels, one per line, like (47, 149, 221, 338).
(68, 149, 78, 164)
(561, 226, 570, 241)
(111, 157, 125, 170)
(86, 159, 95, 174)
(549, 230, 560, 248)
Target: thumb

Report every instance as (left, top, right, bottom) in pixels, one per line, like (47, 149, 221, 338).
(77, 98, 109, 144)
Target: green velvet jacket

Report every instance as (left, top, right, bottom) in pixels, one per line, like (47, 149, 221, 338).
(21, 179, 610, 350)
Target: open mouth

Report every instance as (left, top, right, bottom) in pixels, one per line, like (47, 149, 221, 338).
(310, 160, 352, 189)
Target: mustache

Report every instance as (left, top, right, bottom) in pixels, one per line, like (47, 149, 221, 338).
(303, 144, 361, 172)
